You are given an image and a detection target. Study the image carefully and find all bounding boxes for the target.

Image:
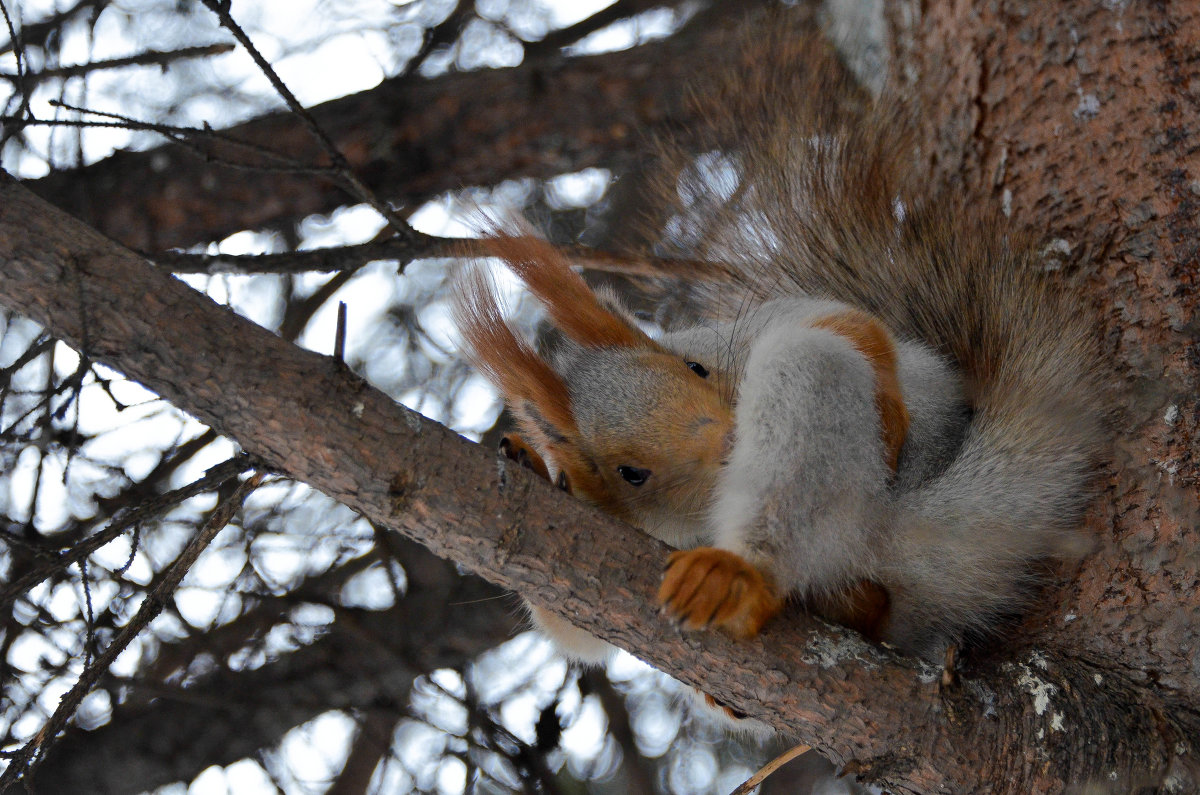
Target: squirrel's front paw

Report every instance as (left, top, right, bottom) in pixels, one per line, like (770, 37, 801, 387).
(658, 548, 782, 639)
(498, 434, 551, 481)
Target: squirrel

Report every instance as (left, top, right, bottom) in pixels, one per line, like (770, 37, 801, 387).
(450, 29, 1108, 667)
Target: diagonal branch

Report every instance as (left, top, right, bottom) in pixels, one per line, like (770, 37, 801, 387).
(151, 234, 728, 283)
(523, 0, 671, 58)
(24, 0, 770, 252)
(0, 44, 235, 86)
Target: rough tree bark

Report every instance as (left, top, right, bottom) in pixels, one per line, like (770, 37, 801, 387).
(1, 1, 1198, 792)
(891, 0, 1200, 731)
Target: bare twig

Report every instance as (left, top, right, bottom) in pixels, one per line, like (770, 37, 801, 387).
(333, 301, 347, 363)
(0, 0, 22, 79)
(0, 0, 108, 56)
(154, 236, 733, 282)
(0, 44, 236, 86)
(0, 351, 95, 442)
(278, 268, 360, 342)
(581, 669, 658, 794)
(728, 742, 813, 795)
(38, 101, 336, 174)
(0, 334, 54, 397)
(525, 0, 663, 58)
(408, 0, 472, 73)
(457, 676, 563, 795)
(152, 231, 451, 275)
(0, 470, 267, 790)
(325, 710, 400, 795)
(198, 0, 418, 242)
(0, 0, 32, 148)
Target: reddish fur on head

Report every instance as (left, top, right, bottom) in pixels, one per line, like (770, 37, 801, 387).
(452, 237, 664, 517)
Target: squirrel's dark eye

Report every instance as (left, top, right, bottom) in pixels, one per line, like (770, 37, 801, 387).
(617, 465, 650, 486)
(686, 361, 709, 378)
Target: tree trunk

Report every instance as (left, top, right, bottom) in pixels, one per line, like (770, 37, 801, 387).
(892, 0, 1200, 728)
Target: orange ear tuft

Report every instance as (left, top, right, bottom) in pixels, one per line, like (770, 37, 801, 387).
(452, 263, 631, 519)
(486, 234, 650, 350)
(451, 267, 577, 436)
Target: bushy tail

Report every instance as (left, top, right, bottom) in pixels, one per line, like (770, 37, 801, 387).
(641, 28, 1109, 650)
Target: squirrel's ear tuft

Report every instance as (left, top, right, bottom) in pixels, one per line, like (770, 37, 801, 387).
(452, 266, 577, 437)
(485, 234, 653, 350)
(452, 261, 628, 518)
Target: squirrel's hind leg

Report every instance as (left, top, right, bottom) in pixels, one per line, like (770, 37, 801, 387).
(809, 309, 909, 472)
(698, 317, 896, 634)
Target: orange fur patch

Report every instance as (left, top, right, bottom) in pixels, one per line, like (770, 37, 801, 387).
(810, 310, 909, 472)
(455, 237, 670, 520)
(659, 548, 783, 639)
(811, 580, 891, 641)
(703, 692, 747, 720)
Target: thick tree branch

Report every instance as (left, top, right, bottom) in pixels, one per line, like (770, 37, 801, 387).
(1, 157, 1194, 793)
(25, 0, 773, 252)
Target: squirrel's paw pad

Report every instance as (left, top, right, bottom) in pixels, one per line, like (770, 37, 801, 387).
(658, 548, 781, 639)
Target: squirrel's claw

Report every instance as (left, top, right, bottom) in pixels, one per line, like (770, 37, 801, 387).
(658, 548, 782, 639)
(703, 692, 748, 721)
(499, 434, 551, 481)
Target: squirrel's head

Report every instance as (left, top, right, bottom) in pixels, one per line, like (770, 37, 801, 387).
(453, 235, 732, 545)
